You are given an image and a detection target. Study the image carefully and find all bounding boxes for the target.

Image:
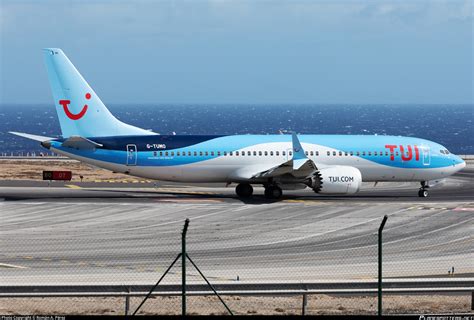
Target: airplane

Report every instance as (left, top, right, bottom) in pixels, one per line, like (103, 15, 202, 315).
(10, 48, 466, 199)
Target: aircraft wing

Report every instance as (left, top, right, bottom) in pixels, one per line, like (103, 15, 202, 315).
(251, 160, 294, 179)
(9, 131, 54, 142)
(231, 133, 318, 180)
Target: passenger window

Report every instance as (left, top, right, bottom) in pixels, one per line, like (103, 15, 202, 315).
(333, 151, 337, 156)
(259, 151, 263, 156)
(230, 151, 233, 156)
(362, 152, 366, 156)
(199, 151, 203, 156)
(339, 151, 342, 156)
(177, 151, 180, 156)
(211, 151, 214, 156)
(165, 151, 169, 156)
(253, 151, 257, 156)
(204, 151, 208, 156)
(350, 151, 353, 156)
(282, 151, 286, 156)
(327, 151, 330, 156)
(316, 151, 319, 156)
(344, 152, 348, 156)
(356, 152, 360, 156)
(310, 151, 314, 156)
(276, 151, 279, 156)
(217, 151, 221, 156)
(223, 151, 227, 156)
(305, 151, 308, 156)
(247, 151, 251, 156)
(153, 151, 157, 157)
(289, 151, 293, 156)
(159, 152, 163, 156)
(236, 151, 239, 156)
(242, 151, 245, 156)
(264, 151, 268, 156)
(270, 151, 274, 156)
(368, 152, 371, 156)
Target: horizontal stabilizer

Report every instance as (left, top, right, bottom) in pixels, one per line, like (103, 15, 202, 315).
(62, 136, 103, 150)
(9, 131, 54, 142)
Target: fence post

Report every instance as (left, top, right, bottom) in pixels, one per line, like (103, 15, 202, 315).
(378, 215, 388, 317)
(124, 287, 130, 316)
(182, 218, 190, 316)
(302, 293, 308, 315)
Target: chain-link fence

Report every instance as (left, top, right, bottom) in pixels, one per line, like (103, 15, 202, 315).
(1, 199, 472, 315)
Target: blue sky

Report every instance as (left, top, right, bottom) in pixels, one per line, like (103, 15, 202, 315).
(0, 0, 472, 104)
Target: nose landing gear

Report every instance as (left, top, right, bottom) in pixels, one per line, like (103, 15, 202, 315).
(418, 181, 429, 197)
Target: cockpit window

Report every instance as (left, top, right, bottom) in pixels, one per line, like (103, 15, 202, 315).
(440, 149, 450, 155)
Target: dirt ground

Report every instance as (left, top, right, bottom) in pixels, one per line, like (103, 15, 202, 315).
(1, 294, 471, 315)
(0, 159, 137, 182)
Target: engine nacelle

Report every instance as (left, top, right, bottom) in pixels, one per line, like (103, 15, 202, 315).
(308, 166, 362, 194)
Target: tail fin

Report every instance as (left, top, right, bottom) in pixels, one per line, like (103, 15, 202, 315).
(43, 48, 154, 138)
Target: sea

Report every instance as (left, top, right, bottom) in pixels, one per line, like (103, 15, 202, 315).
(0, 104, 472, 155)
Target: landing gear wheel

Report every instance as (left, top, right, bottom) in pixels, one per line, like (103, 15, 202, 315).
(236, 183, 253, 198)
(418, 189, 429, 198)
(264, 186, 283, 199)
(418, 181, 429, 198)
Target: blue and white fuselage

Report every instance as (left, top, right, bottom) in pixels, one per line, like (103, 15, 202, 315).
(11, 48, 465, 199)
(47, 134, 464, 183)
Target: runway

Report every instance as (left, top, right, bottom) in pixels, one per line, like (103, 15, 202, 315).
(0, 168, 473, 285)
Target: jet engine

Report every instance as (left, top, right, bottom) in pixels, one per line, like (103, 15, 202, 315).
(308, 166, 362, 194)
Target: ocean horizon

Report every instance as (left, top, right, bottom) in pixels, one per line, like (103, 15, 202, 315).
(0, 104, 472, 154)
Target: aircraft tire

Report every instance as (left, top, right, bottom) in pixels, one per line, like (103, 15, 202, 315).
(236, 183, 253, 198)
(264, 186, 283, 199)
(418, 189, 429, 197)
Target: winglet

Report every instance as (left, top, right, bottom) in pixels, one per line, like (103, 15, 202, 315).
(291, 132, 307, 160)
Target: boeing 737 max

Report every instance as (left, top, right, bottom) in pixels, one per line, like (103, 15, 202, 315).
(10, 49, 466, 199)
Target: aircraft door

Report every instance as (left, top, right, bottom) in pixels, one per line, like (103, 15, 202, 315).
(421, 146, 430, 166)
(126, 144, 137, 166)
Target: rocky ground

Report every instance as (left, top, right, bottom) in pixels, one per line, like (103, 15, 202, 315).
(1, 294, 471, 315)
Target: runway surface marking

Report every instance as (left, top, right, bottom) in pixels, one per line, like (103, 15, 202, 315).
(0, 263, 27, 269)
(65, 184, 82, 189)
(453, 206, 474, 211)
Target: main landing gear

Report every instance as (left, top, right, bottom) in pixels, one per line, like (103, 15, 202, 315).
(264, 185, 283, 200)
(418, 181, 429, 198)
(234, 183, 283, 200)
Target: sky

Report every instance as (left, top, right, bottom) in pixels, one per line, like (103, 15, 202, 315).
(0, 0, 472, 104)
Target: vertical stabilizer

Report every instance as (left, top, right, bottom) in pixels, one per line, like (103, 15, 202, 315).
(43, 48, 155, 138)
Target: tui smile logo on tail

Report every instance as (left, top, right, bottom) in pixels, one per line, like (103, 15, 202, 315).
(58, 93, 90, 120)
